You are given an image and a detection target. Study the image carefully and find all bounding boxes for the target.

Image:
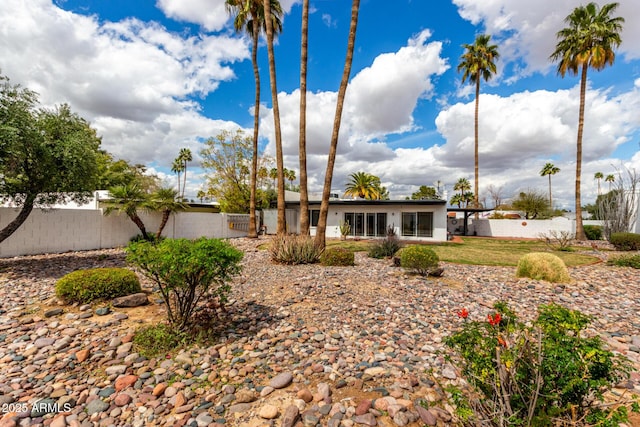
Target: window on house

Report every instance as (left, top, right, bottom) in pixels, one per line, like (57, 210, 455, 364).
(310, 209, 320, 227)
(344, 212, 387, 237)
(401, 212, 433, 237)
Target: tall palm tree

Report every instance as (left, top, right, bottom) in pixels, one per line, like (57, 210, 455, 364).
(450, 193, 463, 208)
(262, 0, 287, 235)
(226, 0, 283, 238)
(540, 163, 560, 208)
(171, 158, 184, 197)
(103, 184, 151, 241)
(314, 0, 361, 249)
(343, 172, 381, 200)
(453, 178, 471, 196)
(605, 174, 615, 191)
(150, 187, 187, 239)
(298, 0, 310, 235)
(458, 34, 499, 215)
(550, 2, 624, 240)
(177, 148, 192, 200)
(594, 171, 604, 195)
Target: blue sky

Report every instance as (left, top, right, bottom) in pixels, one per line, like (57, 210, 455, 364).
(1, 0, 639, 209)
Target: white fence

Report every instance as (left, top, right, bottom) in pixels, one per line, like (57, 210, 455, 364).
(471, 217, 604, 239)
(0, 208, 250, 258)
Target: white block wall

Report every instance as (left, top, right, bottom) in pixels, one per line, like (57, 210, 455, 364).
(0, 208, 248, 258)
(472, 218, 604, 238)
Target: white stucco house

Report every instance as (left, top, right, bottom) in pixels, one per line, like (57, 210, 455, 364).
(273, 193, 448, 241)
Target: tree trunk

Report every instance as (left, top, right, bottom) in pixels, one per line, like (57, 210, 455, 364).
(474, 78, 480, 218)
(182, 164, 187, 200)
(298, 0, 310, 236)
(263, 0, 286, 235)
(156, 210, 170, 239)
(574, 64, 587, 241)
(0, 194, 36, 244)
(315, 0, 361, 249)
(247, 17, 261, 239)
(130, 213, 150, 240)
(548, 174, 553, 209)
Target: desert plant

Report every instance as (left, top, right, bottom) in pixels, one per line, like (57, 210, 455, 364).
(537, 230, 575, 251)
(338, 221, 351, 239)
(446, 302, 634, 427)
(516, 252, 570, 283)
(400, 245, 439, 275)
(609, 232, 640, 251)
(607, 253, 640, 269)
(368, 227, 403, 259)
(55, 268, 141, 304)
(320, 247, 355, 266)
(133, 323, 187, 358)
(269, 234, 323, 264)
(126, 238, 243, 331)
(583, 224, 603, 240)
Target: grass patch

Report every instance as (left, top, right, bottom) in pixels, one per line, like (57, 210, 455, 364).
(430, 238, 597, 267)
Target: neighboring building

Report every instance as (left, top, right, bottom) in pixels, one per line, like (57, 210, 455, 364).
(282, 198, 448, 241)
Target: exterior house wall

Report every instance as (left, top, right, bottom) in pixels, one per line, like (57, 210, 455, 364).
(0, 208, 248, 258)
(307, 204, 447, 241)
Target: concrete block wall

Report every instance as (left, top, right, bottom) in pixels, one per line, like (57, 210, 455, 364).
(0, 208, 249, 257)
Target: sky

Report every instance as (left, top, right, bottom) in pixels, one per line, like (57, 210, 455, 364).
(1, 0, 639, 210)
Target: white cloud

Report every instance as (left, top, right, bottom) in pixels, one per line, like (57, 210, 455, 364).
(452, 0, 640, 76)
(259, 29, 449, 190)
(155, 0, 301, 32)
(0, 0, 249, 165)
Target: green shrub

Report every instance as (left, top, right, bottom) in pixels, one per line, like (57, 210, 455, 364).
(400, 245, 439, 275)
(607, 254, 640, 269)
(126, 238, 243, 331)
(583, 225, 603, 241)
(515, 252, 570, 283)
(609, 232, 640, 251)
(55, 268, 141, 304)
(270, 235, 323, 265)
(446, 302, 633, 427)
(133, 323, 187, 358)
(129, 232, 161, 243)
(320, 247, 354, 266)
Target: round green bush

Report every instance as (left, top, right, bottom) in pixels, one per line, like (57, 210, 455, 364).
(515, 252, 570, 283)
(609, 232, 640, 251)
(55, 267, 142, 304)
(400, 245, 439, 275)
(320, 247, 355, 266)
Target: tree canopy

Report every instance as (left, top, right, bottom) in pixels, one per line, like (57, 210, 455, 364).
(1, 74, 102, 243)
(411, 185, 438, 200)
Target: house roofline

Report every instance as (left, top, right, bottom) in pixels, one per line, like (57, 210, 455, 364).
(285, 199, 446, 207)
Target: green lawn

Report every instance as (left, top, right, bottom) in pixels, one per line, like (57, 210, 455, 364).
(329, 237, 599, 267)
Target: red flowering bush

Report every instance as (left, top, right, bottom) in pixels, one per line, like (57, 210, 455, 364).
(445, 302, 636, 426)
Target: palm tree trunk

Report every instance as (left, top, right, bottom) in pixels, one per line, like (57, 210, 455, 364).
(298, 0, 310, 236)
(548, 174, 553, 209)
(263, 0, 286, 235)
(156, 210, 170, 239)
(0, 194, 36, 244)
(247, 18, 261, 239)
(130, 213, 150, 240)
(574, 64, 587, 241)
(474, 78, 480, 218)
(182, 163, 187, 200)
(315, 0, 361, 248)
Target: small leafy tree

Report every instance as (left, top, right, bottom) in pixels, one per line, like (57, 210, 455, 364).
(126, 238, 243, 331)
(0, 74, 102, 243)
(411, 185, 438, 200)
(512, 190, 549, 219)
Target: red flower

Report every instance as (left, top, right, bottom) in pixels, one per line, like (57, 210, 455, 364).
(487, 312, 502, 326)
(457, 308, 469, 319)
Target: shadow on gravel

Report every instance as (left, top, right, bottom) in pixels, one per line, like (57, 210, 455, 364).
(191, 299, 280, 343)
(0, 251, 127, 281)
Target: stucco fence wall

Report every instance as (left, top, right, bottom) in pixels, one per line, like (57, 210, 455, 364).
(0, 208, 250, 258)
(471, 217, 604, 239)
